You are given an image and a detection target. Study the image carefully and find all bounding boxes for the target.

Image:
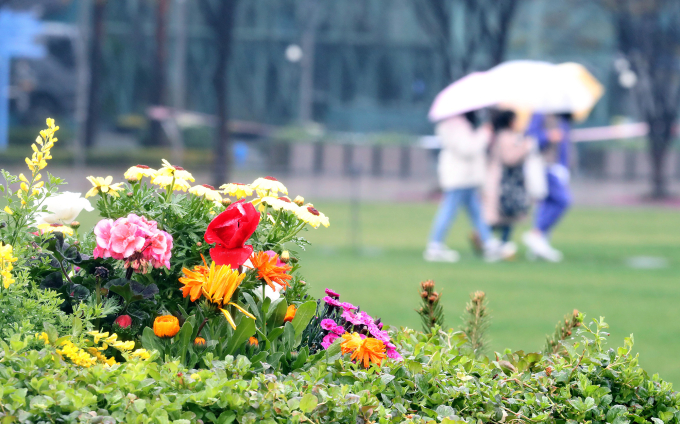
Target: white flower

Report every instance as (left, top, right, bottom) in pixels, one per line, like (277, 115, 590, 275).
(264, 284, 282, 302)
(35, 192, 94, 225)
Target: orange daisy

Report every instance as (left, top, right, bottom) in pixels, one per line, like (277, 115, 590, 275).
(341, 332, 386, 368)
(178, 257, 255, 329)
(249, 251, 293, 290)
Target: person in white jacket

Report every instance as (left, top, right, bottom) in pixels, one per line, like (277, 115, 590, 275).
(424, 111, 501, 262)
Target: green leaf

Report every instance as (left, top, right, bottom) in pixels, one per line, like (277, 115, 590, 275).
(290, 300, 316, 343)
(43, 322, 58, 345)
(224, 316, 256, 356)
(299, 394, 318, 413)
(142, 327, 165, 358)
(242, 292, 262, 325)
(267, 298, 288, 331)
(176, 320, 194, 365)
(291, 346, 309, 370)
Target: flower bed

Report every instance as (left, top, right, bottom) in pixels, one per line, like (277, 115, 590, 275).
(0, 121, 678, 423)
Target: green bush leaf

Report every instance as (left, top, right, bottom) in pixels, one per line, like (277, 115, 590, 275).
(299, 394, 318, 413)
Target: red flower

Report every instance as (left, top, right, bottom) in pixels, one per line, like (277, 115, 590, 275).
(205, 200, 260, 268)
(114, 314, 132, 329)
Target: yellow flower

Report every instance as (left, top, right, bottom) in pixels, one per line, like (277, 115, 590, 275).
(87, 347, 117, 367)
(25, 119, 58, 175)
(0, 243, 17, 289)
(295, 204, 330, 228)
(178, 261, 254, 329)
(124, 165, 157, 181)
(251, 176, 288, 197)
(57, 340, 97, 368)
(37, 223, 74, 236)
(85, 176, 123, 198)
(3, 206, 12, 215)
(189, 184, 223, 202)
(220, 183, 254, 199)
(151, 174, 192, 192)
(261, 196, 299, 213)
(88, 330, 109, 345)
(37, 332, 49, 345)
(130, 348, 151, 360)
(156, 159, 195, 181)
(190, 373, 201, 381)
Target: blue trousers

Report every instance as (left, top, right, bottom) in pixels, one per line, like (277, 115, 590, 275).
(429, 187, 492, 245)
(536, 170, 571, 234)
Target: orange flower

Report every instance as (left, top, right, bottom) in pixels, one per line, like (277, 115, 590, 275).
(194, 337, 206, 346)
(179, 263, 210, 301)
(178, 257, 254, 329)
(249, 251, 293, 290)
(283, 304, 297, 323)
(153, 315, 180, 338)
(341, 332, 386, 368)
(248, 336, 259, 346)
(341, 332, 363, 355)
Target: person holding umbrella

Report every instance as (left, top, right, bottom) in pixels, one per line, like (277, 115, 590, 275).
(522, 113, 573, 262)
(423, 111, 503, 263)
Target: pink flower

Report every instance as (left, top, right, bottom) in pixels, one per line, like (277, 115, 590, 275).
(386, 348, 402, 360)
(325, 288, 340, 298)
(341, 309, 363, 326)
(92, 214, 173, 273)
(110, 221, 146, 258)
(340, 302, 358, 311)
(331, 325, 346, 336)
(321, 333, 339, 349)
(114, 314, 132, 328)
(323, 296, 341, 307)
(264, 250, 286, 267)
(320, 319, 337, 331)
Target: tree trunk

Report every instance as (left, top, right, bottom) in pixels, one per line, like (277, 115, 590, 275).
(212, 1, 237, 187)
(84, 0, 106, 148)
(148, 0, 169, 146)
(647, 119, 672, 199)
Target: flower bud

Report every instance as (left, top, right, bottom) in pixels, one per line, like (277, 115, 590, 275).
(194, 337, 206, 347)
(94, 266, 109, 280)
(127, 177, 139, 184)
(70, 221, 81, 229)
(222, 198, 232, 207)
(248, 336, 259, 347)
(428, 295, 438, 303)
(127, 192, 134, 197)
(114, 314, 132, 329)
(196, 242, 202, 247)
(293, 195, 304, 206)
(280, 250, 290, 263)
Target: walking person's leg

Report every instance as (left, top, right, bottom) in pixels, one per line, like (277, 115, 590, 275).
(425, 189, 463, 262)
(463, 188, 503, 262)
(524, 171, 571, 262)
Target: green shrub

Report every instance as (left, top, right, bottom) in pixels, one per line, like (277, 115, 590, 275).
(1, 316, 677, 424)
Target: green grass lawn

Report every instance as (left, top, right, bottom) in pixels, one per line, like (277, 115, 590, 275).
(297, 203, 680, 384)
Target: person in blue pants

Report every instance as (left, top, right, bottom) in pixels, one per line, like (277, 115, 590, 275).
(522, 113, 572, 262)
(424, 111, 502, 263)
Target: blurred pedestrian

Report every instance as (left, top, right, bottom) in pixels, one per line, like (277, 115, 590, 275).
(522, 113, 573, 262)
(424, 111, 502, 263)
(482, 110, 533, 260)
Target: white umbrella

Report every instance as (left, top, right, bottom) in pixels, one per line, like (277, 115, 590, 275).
(428, 61, 604, 123)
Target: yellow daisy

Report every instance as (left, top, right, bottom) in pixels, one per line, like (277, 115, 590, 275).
(295, 203, 330, 228)
(124, 164, 157, 181)
(261, 196, 299, 213)
(85, 176, 123, 198)
(189, 184, 223, 202)
(220, 183, 254, 199)
(151, 175, 192, 192)
(156, 159, 195, 182)
(251, 176, 288, 197)
(38, 223, 74, 236)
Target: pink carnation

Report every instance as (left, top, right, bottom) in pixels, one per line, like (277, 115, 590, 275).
(93, 214, 173, 273)
(332, 325, 346, 336)
(321, 333, 339, 349)
(340, 302, 358, 311)
(323, 296, 341, 307)
(264, 250, 286, 267)
(341, 309, 363, 326)
(325, 288, 340, 298)
(320, 319, 337, 331)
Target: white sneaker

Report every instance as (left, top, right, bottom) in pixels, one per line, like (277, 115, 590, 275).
(483, 238, 503, 263)
(522, 232, 563, 263)
(423, 243, 460, 263)
(500, 241, 517, 261)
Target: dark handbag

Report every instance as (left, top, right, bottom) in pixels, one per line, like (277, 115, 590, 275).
(499, 164, 529, 219)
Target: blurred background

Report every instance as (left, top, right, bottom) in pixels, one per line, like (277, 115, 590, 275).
(2, 0, 680, 381)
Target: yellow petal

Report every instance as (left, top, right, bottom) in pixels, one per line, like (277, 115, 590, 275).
(219, 309, 237, 329)
(4, 206, 12, 215)
(227, 302, 256, 320)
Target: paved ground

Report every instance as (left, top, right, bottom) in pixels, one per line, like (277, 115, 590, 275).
(3, 163, 680, 207)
